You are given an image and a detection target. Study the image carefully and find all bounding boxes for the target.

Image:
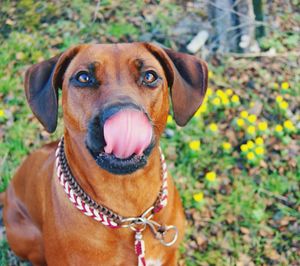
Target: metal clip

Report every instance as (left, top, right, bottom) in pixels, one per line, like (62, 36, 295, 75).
(145, 220, 178, 247)
(120, 206, 178, 247)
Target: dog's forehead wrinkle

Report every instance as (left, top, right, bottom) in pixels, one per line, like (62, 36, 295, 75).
(85, 46, 96, 62)
(133, 46, 144, 59)
(114, 46, 121, 84)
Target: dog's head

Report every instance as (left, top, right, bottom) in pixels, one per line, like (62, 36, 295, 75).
(25, 43, 208, 174)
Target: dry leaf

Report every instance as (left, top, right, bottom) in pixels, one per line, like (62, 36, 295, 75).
(195, 233, 208, 248)
(236, 253, 255, 266)
(264, 248, 281, 261)
(240, 227, 250, 234)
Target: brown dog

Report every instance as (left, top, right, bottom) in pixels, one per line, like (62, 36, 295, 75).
(3, 43, 207, 265)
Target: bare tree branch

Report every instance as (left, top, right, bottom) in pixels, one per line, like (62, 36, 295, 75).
(93, 0, 101, 23)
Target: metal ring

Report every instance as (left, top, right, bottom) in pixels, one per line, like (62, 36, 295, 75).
(121, 217, 147, 229)
(129, 217, 147, 232)
(158, 225, 178, 247)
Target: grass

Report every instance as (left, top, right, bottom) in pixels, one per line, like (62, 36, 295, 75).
(0, 1, 299, 265)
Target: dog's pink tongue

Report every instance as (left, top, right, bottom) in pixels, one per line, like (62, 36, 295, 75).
(103, 109, 152, 159)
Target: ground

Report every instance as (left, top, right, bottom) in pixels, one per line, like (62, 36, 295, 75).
(0, 1, 299, 265)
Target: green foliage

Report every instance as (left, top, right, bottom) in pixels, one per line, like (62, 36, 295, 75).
(0, 240, 9, 266)
(107, 22, 139, 39)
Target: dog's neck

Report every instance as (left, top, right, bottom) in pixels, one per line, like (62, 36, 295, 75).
(63, 129, 163, 217)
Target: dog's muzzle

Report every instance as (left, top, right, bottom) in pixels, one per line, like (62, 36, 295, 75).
(85, 103, 155, 175)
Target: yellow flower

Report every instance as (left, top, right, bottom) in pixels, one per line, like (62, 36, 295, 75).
(231, 94, 240, 103)
(255, 147, 265, 156)
(283, 120, 296, 131)
(236, 118, 245, 127)
(206, 88, 213, 97)
(205, 171, 216, 182)
(247, 152, 255, 161)
(221, 96, 230, 106)
(193, 192, 204, 202)
(222, 142, 232, 151)
(194, 104, 207, 117)
(189, 140, 201, 151)
(240, 111, 248, 118)
(208, 71, 213, 79)
(279, 101, 288, 110)
(225, 89, 233, 96)
(250, 101, 255, 108)
(167, 115, 173, 123)
(241, 144, 248, 152)
(255, 137, 264, 145)
(258, 121, 268, 132)
(273, 82, 279, 89)
(247, 125, 256, 135)
(281, 82, 289, 90)
(247, 140, 255, 149)
(201, 104, 207, 113)
(0, 109, 5, 117)
(248, 114, 257, 124)
(276, 95, 283, 103)
(216, 89, 225, 97)
(275, 124, 283, 132)
(209, 123, 218, 132)
(212, 97, 221, 106)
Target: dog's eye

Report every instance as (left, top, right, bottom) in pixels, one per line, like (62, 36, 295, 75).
(76, 71, 91, 83)
(142, 70, 160, 88)
(143, 71, 157, 83)
(70, 68, 99, 89)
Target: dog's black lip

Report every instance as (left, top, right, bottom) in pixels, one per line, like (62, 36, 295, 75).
(96, 153, 147, 175)
(94, 140, 155, 175)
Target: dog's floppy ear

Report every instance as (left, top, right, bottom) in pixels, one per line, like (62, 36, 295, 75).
(24, 46, 84, 133)
(144, 43, 208, 126)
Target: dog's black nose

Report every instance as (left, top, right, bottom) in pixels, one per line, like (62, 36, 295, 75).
(100, 102, 145, 125)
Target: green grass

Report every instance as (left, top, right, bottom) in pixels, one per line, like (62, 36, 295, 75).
(0, 1, 299, 265)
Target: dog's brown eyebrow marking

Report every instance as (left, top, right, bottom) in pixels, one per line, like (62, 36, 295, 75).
(134, 58, 160, 72)
(88, 62, 97, 73)
(134, 58, 144, 70)
(87, 62, 100, 88)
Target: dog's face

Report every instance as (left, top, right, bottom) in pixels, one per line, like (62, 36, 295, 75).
(62, 44, 169, 174)
(24, 43, 208, 175)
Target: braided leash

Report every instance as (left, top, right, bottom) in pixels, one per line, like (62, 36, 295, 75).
(135, 230, 146, 266)
(55, 138, 178, 265)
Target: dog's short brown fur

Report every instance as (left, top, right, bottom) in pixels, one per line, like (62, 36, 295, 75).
(3, 43, 207, 265)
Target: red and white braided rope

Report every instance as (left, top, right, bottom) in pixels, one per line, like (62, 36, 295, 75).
(55, 141, 120, 228)
(153, 149, 168, 213)
(135, 230, 147, 266)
